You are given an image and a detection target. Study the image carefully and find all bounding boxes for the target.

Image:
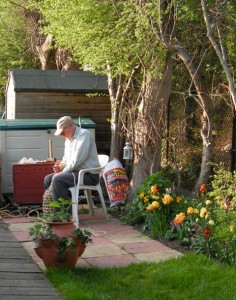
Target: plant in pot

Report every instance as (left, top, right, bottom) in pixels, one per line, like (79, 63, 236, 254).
(29, 198, 92, 268)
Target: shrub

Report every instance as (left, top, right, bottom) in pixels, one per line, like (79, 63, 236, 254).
(121, 171, 189, 239)
(172, 173, 236, 265)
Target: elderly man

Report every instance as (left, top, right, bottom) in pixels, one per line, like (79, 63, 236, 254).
(44, 116, 100, 201)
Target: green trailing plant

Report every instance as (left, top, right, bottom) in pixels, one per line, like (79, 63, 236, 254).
(29, 222, 92, 256)
(74, 228, 92, 244)
(28, 223, 57, 242)
(56, 237, 77, 256)
(44, 198, 72, 222)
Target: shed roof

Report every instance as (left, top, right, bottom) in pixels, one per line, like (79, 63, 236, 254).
(8, 69, 108, 93)
(0, 117, 96, 131)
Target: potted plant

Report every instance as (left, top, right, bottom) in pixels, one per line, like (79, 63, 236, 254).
(29, 198, 92, 268)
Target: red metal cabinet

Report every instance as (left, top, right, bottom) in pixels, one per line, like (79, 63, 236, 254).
(13, 163, 54, 204)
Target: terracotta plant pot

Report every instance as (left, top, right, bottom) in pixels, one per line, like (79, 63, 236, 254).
(33, 221, 88, 268)
(77, 242, 86, 257)
(34, 244, 43, 259)
(45, 220, 76, 238)
(40, 238, 56, 248)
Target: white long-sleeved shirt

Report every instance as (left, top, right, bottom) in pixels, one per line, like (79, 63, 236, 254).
(61, 126, 100, 173)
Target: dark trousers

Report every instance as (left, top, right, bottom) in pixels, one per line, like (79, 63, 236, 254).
(44, 171, 99, 202)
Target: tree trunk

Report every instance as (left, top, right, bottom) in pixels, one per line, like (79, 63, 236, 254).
(129, 52, 173, 199)
(23, 7, 81, 70)
(36, 34, 57, 70)
(107, 73, 125, 160)
(201, 0, 236, 110)
(173, 41, 214, 190)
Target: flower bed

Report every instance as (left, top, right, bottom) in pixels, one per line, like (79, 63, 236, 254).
(120, 168, 236, 265)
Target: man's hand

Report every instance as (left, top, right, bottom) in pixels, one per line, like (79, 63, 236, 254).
(53, 163, 64, 173)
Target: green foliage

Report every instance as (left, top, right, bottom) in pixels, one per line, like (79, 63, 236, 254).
(171, 169, 236, 265)
(44, 198, 72, 222)
(0, 1, 39, 100)
(74, 228, 92, 244)
(120, 196, 147, 226)
(28, 223, 57, 241)
(30, 0, 166, 77)
(29, 221, 92, 256)
(121, 171, 171, 226)
(208, 167, 236, 206)
(121, 171, 189, 239)
(56, 236, 80, 256)
(29, 195, 93, 258)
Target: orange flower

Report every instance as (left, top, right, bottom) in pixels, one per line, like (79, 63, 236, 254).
(146, 204, 154, 212)
(187, 207, 194, 215)
(176, 196, 182, 203)
(150, 185, 159, 194)
(146, 201, 160, 212)
(174, 212, 186, 225)
(152, 201, 160, 210)
(203, 227, 211, 238)
(199, 183, 206, 196)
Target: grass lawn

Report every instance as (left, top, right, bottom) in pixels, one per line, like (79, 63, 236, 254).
(45, 253, 236, 300)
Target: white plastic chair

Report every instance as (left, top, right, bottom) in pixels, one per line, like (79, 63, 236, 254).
(69, 154, 109, 227)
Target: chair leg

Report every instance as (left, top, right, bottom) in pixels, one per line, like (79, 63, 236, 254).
(70, 188, 79, 228)
(97, 186, 109, 219)
(85, 190, 95, 215)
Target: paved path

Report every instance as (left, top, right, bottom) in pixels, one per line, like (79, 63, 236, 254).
(0, 209, 182, 299)
(2, 210, 182, 270)
(0, 220, 62, 300)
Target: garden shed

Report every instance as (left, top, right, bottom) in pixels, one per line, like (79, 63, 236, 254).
(5, 69, 111, 154)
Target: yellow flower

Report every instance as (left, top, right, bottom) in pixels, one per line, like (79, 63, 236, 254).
(144, 196, 149, 203)
(176, 196, 182, 203)
(162, 194, 174, 205)
(152, 195, 159, 200)
(205, 200, 213, 206)
(174, 212, 186, 225)
(196, 218, 199, 222)
(146, 204, 154, 212)
(187, 207, 194, 215)
(194, 209, 199, 214)
(230, 226, 234, 232)
(139, 192, 145, 199)
(209, 220, 214, 225)
(152, 201, 160, 209)
(200, 207, 209, 218)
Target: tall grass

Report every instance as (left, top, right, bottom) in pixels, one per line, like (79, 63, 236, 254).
(45, 253, 236, 300)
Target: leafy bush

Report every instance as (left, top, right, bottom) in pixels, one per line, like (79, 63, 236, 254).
(121, 171, 189, 239)
(172, 172, 236, 265)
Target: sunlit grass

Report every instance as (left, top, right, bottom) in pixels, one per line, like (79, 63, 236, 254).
(45, 253, 236, 300)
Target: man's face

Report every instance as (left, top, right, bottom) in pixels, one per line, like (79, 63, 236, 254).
(60, 125, 74, 140)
